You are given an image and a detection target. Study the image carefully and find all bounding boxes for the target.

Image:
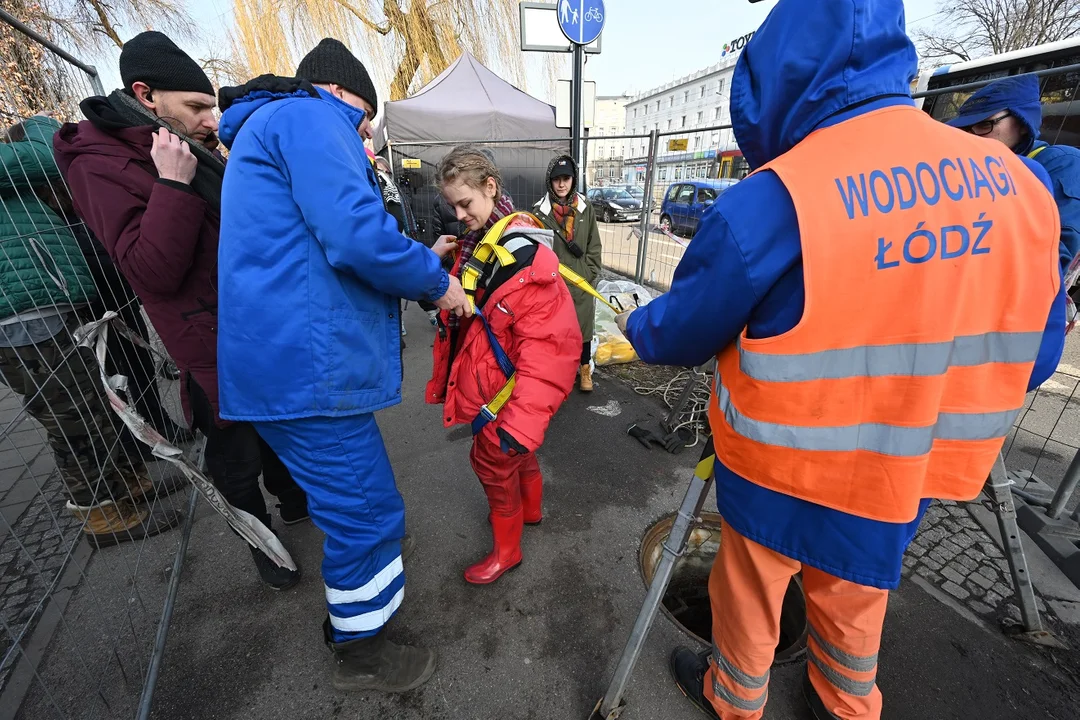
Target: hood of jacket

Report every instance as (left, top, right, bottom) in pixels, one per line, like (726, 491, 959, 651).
(218, 75, 355, 149)
(731, 0, 918, 171)
(546, 154, 577, 203)
(53, 93, 157, 172)
(946, 74, 1042, 154)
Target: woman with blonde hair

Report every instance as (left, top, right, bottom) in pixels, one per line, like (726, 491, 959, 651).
(427, 146, 580, 584)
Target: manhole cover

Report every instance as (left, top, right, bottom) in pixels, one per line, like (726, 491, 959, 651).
(640, 511, 808, 665)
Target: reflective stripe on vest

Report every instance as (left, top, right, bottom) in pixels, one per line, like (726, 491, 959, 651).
(708, 106, 1061, 523)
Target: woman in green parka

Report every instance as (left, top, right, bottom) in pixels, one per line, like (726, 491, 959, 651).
(533, 154, 602, 391)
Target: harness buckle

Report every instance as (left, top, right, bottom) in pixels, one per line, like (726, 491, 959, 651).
(479, 405, 498, 422)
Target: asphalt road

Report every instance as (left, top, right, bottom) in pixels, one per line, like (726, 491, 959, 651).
(13, 304, 1080, 720)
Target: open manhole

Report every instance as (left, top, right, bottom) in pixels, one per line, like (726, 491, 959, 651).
(640, 511, 808, 665)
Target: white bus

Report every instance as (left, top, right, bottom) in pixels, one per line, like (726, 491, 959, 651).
(915, 37, 1080, 147)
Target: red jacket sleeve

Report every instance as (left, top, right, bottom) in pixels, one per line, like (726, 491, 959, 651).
(64, 160, 207, 297)
(498, 279, 582, 452)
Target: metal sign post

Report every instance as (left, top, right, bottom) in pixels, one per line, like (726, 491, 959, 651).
(557, 0, 606, 171)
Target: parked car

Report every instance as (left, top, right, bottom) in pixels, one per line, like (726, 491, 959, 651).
(623, 185, 645, 200)
(659, 179, 738, 237)
(587, 187, 643, 223)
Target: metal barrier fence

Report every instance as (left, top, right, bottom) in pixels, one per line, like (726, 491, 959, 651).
(0, 14, 199, 720)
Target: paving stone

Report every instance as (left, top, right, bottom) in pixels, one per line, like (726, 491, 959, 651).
(985, 590, 1005, 607)
(922, 557, 943, 571)
(992, 582, 1013, 598)
(942, 566, 967, 586)
(940, 538, 964, 557)
(969, 600, 995, 616)
(942, 581, 970, 600)
(902, 555, 917, 569)
(907, 543, 926, 558)
(928, 549, 950, 565)
(971, 572, 995, 591)
(919, 526, 947, 545)
(952, 532, 977, 550)
(977, 565, 999, 581)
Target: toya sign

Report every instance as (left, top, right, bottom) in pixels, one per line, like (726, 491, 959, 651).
(721, 31, 754, 58)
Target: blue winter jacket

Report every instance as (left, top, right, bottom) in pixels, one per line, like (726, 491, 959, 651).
(626, 0, 1067, 589)
(216, 81, 449, 421)
(947, 74, 1080, 271)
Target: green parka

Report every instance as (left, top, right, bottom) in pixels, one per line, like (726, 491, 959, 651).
(532, 156, 602, 342)
(0, 115, 95, 320)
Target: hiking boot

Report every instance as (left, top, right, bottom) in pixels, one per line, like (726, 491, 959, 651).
(579, 364, 594, 392)
(802, 672, 838, 720)
(669, 647, 720, 719)
(123, 465, 186, 503)
(67, 499, 183, 549)
(464, 511, 523, 584)
(322, 617, 436, 692)
(250, 537, 301, 590)
(276, 495, 311, 526)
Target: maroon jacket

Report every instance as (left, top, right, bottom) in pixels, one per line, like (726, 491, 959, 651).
(53, 98, 224, 424)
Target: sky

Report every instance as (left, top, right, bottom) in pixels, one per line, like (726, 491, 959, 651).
(87, 0, 947, 102)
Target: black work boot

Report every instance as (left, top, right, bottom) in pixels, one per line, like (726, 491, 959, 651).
(276, 491, 310, 526)
(669, 647, 721, 719)
(322, 617, 436, 692)
(250, 534, 301, 590)
(802, 672, 838, 720)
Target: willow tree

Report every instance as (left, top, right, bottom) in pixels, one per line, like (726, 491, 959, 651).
(229, 0, 558, 102)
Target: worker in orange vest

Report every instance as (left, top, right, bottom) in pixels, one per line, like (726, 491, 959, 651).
(617, 1, 1066, 718)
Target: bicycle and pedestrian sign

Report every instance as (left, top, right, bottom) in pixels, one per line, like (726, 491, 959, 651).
(557, 0, 605, 46)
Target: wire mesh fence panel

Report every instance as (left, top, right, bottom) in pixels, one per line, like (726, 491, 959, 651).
(581, 134, 645, 281)
(0, 21, 196, 720)
(1004, 364, 1080, 514)
(390, 139, 570, 249)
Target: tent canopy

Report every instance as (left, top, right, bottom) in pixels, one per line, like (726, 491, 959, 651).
(382, 52, 566, 144)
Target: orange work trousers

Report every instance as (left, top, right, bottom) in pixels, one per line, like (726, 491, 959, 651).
(704, 521, 889, 719)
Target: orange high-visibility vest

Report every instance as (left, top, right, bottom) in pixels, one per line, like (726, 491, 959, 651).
(708, 106, 1060, 524)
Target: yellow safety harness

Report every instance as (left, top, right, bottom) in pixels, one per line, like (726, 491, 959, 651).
(463, 212, 621, 436)
(1028, 146, 1048, 160)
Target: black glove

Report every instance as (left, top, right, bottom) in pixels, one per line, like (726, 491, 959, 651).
(628, 424, 660, 449)
(497, 428, 529, 456)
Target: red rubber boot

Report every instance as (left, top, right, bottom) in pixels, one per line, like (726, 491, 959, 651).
(464, 510, 523, 584)
(520, 460, 543, 525)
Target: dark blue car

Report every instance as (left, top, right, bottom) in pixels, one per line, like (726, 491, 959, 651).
(659, 179, 738, 237)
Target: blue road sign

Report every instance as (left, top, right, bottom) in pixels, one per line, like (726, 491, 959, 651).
(557, 0, 605, 46)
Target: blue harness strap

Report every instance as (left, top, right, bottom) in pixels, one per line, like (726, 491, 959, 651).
(470, 307, 518, 440)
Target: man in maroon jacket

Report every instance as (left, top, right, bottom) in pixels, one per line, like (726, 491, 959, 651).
(53, 31, 307, 589)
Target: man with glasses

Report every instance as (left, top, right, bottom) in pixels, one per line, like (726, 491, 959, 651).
(948, 74, 1080, 272)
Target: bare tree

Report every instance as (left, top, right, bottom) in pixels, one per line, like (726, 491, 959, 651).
(226, 0, 561, 102)
(915, 0, 1080, 62)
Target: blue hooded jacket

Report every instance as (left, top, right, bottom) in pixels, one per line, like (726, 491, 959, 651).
(626, 0, 1066, 589)
(216, 79, 449, 421)
(947, 74, 1080, 271)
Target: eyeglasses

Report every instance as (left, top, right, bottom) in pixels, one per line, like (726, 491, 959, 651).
(966, 112, 1012, 136)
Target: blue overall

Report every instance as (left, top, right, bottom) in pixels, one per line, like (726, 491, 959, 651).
(216, 80, 449, 640)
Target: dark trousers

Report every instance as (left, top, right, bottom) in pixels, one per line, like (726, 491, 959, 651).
(187, 376, 305, 528)
(580, 341, 591, 365)
(83, 264, 179, 439)
(0, 320, 132, 505)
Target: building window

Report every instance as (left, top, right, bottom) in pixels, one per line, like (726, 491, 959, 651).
(634, 108, 638, 118)
(681, 115, 687, 128)
(700, 85, 706, 98)
(667, 119, 673, 130)
(693, 136, 700, 149)
(715, 107, 722, 120)
(675, 165, 683, 179)
(609, 146, 616, 159)
(718, 78, 726, 94)
(659, 167, 667, 180)
(697, 111, 703, 124)
(669, 95, 674, 107)
(683, 90, 689, 103)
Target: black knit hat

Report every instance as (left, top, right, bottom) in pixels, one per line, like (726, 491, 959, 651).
(120, 31, 214, 96)
(296, 38, 378, 117)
